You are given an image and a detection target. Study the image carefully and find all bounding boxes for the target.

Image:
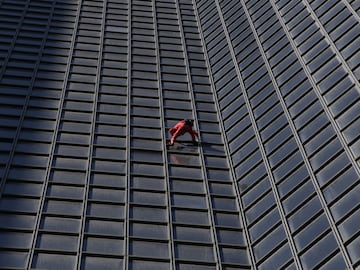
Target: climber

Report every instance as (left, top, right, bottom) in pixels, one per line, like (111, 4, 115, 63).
(167, 119, 199, 146)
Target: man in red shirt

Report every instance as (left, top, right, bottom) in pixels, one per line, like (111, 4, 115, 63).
(168, 119, 199, 146)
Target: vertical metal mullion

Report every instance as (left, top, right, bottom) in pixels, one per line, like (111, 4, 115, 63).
(269, 1, 355, 268)
(152, 1, 176, 269)
(214, 0, 303, 268)
(191, 0, 257, 268)
(123, 0, 132, 268)
(175, 1, 222, 268)
(76, 0, 106, 268)
(26, 0, 83, 268)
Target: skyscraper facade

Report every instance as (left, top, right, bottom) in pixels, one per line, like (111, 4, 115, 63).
(0, 0, 359, 269)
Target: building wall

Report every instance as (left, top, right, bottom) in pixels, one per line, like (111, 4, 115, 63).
(0, 0, 359, 269)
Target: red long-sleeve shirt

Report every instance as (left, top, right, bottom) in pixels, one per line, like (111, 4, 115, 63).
(169, 121, 198, 144)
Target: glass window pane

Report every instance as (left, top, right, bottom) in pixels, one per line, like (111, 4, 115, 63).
(317, 252, 347, 270)
(175, 243, 215, 261)
(300, 232, 339, 270)
(129, 260, 169, 270)
(131, 222, 168, 239)
(172, 209, 210, 225)
(0, 251, 28, 269)
(257, 243, 293, 270)
(131, 176, 165, 191)
(253, 225, 287, 261)
(87, 202, 125, 219)
(172, 194, 207, 209)
(0, 232, 32, 249)
(293, 214, 330, 251)
(32, 253, 76, 270)
(131, 206, 167, 222)
(217, 229, 245, 245)
(176, 263, 216, 270)
(249, 208, 281, 242)
(130, 240, 169, 258)
(282, 181, 315, 214)
(288, 197, 322, 232)
(131, 191, 165, 205)
(330, 184, 360, 221)
(41, 216, 80, 233)
(220, 246, 249, 264)
(84, 237, 124, 255)
(171, 179, 204, 193)
(245, 192, 275, 224)
(81, 256, 123, 270)
(85, 219, 124, 236)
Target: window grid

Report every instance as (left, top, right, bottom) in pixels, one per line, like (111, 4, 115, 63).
(250, 1, 358, 268)
(195, 0, 294, 268)
(273, 1, 360, 267)
(0, 0, 359, 269)
(218, 1, 300, 264)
